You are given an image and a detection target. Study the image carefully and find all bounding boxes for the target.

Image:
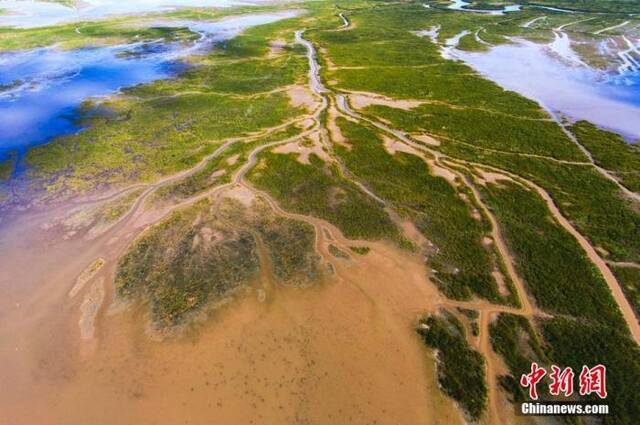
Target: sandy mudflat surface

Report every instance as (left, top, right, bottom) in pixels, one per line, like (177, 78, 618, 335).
(348, 92, 425, 111)
(0, 202, 464, 425)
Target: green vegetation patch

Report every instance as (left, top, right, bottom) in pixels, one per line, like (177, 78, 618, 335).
(115, 200, 260, 327)
(335, 66, 547, 119)
(611, 266, 640, 320)
(16, 12, 306, 203)
(442, 143, 640, 263)
(116, 195, 323, 326)
(26, 89, 297, 196)
(137, 54, 306, 97)
(96, 188, 144, 224)
(313, 6, 547, 119)
(367, 103, 583, 160)
(349, 245, 370, 255)
(541, 317, 640, 425)
(0, 19, 199, 51)
(490, 313, 547, 402)
(248, 202, 320, 286)
(334, 118, 506, 302)
(0, 154, 15, 181)
(248, 151, 400, 241)
(154, 125, 303, 204)
(328, 243, 350, 259)
(417, 311, 487, 420)
(491, 313, 640, 424)
(570, 121, 640, 192)
(479, 180, 624, 325)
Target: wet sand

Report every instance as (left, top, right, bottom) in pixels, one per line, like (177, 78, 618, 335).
(0, 201, 464, 425)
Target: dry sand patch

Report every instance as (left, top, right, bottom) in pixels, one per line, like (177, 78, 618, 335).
(268, 39, 287, 57)
(287, 84, 318, 112)
(273, 132, 331, 164)
(69, 257, 106, 298)
(382, 135, 422, 157)
(349, 92, 425, 111)
(412, 133, 441, 146)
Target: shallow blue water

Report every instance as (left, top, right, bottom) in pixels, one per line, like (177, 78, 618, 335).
(603, 73, 640, 107)
(0, 11, 298, 162)
(447, 0, 521, 15)
(0, 0, 258, 28)
(452, 40, 640, 141)
(0, 44, 183, 160)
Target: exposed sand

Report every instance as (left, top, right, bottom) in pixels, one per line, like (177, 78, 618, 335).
(412, 133, 441, 146)
(78, 277, 105, 340)
(326, 105, 350, 148)
(226, 153, 239, 165)
(386, 207, 430, 249)
(68, 257, 106, 298)
(427, 159, 458, 185)
(0, 198, 465, 425)
(210, 169, 226, 179)
(475, 170, 515, 186)
(287, 84, 318, 112)
(224, 184, 256, 207)
(319, 47, 337, 70)
(348, 92, 425, 111)
(272, 132, 331, 164)
(491, 271, 510, 296)
(382, 135, 422, 156)
(268, 39, 287, 57)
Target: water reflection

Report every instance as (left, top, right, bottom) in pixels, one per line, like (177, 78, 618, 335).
(0, 0, 275, 28)
(451, 39, 640, 141)
(0, 11, 298, 160)
(447, 0, 521, 15)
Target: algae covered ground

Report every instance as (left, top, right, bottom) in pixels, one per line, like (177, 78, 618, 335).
(1, 0, 640, 424)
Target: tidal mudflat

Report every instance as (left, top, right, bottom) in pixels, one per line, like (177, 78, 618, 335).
(1, 1, 640, 424)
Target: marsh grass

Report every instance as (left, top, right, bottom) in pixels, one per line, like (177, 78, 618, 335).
(571, 121, 640, 192)
(479, 181, 625, 325)
(21, 17, 308, 198)
(115, 196, 321, 326)
(115, 200, 260, 327)
(417, 311, 487, 421)
(247, 150, 400, 241)
(334, 118, 505, 302)
(611, 266, 640, 320)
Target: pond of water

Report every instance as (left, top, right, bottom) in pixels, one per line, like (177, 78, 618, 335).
(0, 11, 297, 161)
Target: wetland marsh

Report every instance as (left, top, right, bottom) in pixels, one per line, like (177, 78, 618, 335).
(1, 0, 639, 424)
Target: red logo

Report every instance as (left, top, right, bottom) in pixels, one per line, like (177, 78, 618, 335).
(579, 364, 608, 399)
(520, 362, 547, 400)
(549, 365, 574, 397)
(520, 364, 607, 400)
